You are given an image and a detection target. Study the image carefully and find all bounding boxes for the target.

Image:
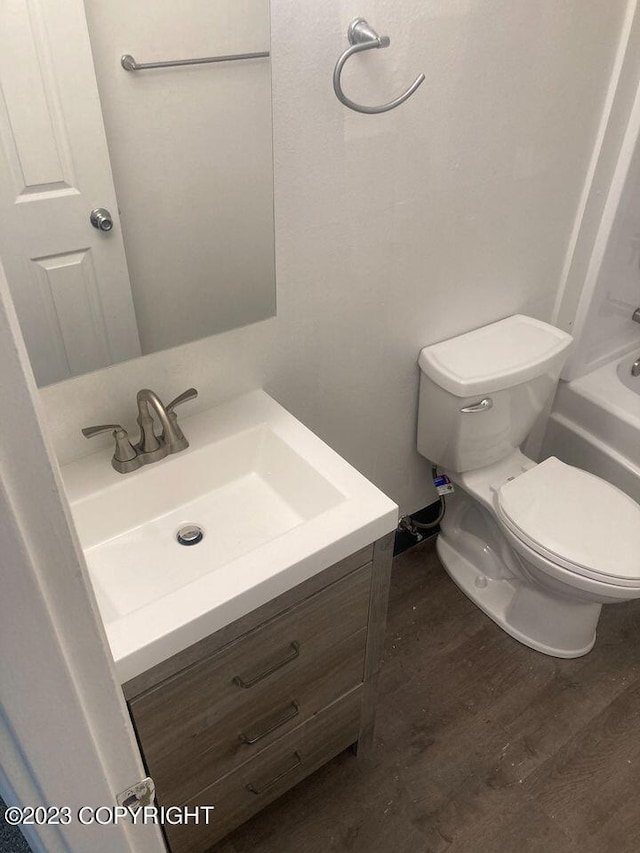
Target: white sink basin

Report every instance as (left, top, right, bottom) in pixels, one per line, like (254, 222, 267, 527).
(62, 391, 398, 683)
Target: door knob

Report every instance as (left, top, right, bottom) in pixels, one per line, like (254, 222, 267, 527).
(90, 207, 114, 231)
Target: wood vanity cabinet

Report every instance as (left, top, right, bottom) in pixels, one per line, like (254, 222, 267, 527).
(123, 533, 394, 853)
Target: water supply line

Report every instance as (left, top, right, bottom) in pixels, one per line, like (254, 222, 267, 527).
(398, 466, 446, 541)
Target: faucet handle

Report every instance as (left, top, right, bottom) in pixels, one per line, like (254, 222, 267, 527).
(166, 387, 198, 413)
(164, 388, 197, 454)
(82, 423, 124, 439)
(82, 423, 138, 469)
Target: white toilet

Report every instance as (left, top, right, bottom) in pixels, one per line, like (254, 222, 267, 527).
(417, 314, 640, 658)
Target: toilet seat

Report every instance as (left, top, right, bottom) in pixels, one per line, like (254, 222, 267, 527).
(495, 457, 640, 587)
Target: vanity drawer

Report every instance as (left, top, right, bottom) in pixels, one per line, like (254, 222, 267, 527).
(129, 565, 371, 805)
(165, 686, 363, 853)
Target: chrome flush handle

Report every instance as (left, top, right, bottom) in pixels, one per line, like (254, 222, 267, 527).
(460, 398, 493, 413)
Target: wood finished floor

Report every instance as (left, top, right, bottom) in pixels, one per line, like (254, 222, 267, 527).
(213, 539, 640, 853)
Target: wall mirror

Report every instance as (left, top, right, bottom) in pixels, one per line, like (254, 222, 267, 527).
(0, 0, 274, 388)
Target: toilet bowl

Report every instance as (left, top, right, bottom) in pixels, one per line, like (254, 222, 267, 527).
(417, 315, 640, 657)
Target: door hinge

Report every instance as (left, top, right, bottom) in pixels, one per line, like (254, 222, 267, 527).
(116, 776, 155, 809)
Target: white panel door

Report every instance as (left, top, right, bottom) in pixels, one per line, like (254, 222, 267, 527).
(0, 0, 141, 386)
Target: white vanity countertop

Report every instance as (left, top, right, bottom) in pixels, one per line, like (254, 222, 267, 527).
(61, 390, 398, 684)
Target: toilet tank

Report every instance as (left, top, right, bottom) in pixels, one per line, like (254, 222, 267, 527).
(417, 315, 572, 472)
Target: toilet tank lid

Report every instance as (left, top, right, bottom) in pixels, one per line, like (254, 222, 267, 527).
(418, 315, 572, 397)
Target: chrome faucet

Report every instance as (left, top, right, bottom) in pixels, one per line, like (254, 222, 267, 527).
(82, 387, 198, 473)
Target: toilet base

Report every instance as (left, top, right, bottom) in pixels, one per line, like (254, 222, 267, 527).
(436, 535, 599, 658)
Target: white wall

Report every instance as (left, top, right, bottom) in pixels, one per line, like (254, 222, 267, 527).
(40, 0, 628, 515)
(83, 0, 275, 353)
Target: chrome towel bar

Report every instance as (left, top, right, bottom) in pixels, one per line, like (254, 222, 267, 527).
(121, 50, 269, 72)
(333, 18, 425, 114)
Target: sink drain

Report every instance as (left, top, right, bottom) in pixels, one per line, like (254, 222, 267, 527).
(176, 524, 204, 546)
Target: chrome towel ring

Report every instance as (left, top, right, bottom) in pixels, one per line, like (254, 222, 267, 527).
(333, 18, 425, 115)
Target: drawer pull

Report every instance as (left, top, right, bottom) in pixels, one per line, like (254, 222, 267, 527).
(239, 701, 300, 745)
(246, 751, 303, 795)
(232, 641, 300, 689)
